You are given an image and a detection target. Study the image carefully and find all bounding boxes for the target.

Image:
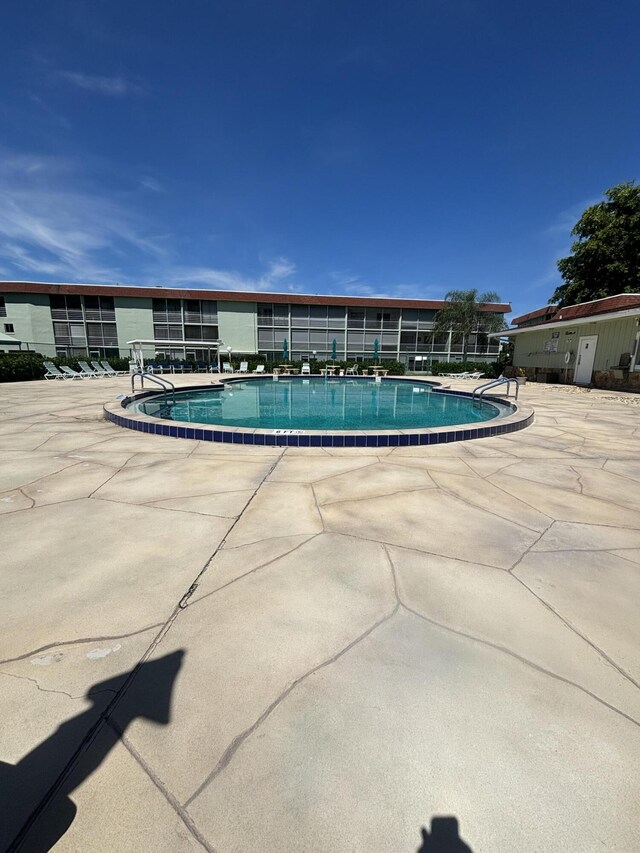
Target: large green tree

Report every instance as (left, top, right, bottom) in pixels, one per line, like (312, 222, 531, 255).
(433, 289, 506, 362)
(552, 181, 640, 307)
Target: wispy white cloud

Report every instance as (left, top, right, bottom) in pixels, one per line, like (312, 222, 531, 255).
(163, 257, 298, 292)
(57, 70, 145, 97)
(328, 271, 443, 300)
(139, 176, 163, 193)
(0, 152, 164, 282)
(543, 196, 600, 239)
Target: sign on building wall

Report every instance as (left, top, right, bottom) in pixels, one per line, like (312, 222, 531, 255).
(544, 339, 558, 353)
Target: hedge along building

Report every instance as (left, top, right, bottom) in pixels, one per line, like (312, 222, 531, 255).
(0, 281, 510, 368)
(494, 293, 640, 389)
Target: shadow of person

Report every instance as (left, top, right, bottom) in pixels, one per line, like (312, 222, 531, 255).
(1, 649, 184, 853)
(418, 816, 474, 852)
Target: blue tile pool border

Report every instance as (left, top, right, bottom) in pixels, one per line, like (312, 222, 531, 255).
(103, 377, 534, 447)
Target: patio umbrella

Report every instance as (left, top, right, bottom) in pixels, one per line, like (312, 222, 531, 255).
(374, 338, 379, 362)
(332, 338, 337, 362)
(283, 338, 289, 361)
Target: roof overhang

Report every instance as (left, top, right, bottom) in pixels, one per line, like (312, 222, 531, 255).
(490, 305, 640, 338)
(0, 281, 511, 313)
(0, 331, 21, 345)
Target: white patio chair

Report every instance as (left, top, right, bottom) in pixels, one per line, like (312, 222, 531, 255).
(60, 365, 83, 380)
(100, 361, 127, 376)
(43, 361, 66, 380)
(222, 362, 234, 373)
(239, 361, 249, 373)
(90, 361, 110, 376)
(253, 364, 265, 374)
(345, 364, 358, 375)
(78, 361, 100, 378)
(301, 362, 311, 375)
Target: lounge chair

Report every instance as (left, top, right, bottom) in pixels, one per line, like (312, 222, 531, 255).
(301, 362, 311, 375)
(253, 364, 265, 374)
(100, 360, 127, 376)
(60, 365, 83, 380)
(78, 361, 99, 378)
(90, 361, 109, 377)
(469, 371, 485, 380)
(43, 361, 66, 380)
(239, 361, 249, 373)
(196, 360, 208, 373)
(222, 362, 234, 373)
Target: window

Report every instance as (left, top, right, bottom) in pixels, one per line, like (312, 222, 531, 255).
(0, 297, 6, 317)
(184, 300, 201, 322)
(417, 309, 435, 329)
(53, 322, 86, 346)
(152, 298, 182, 323)
(258, 303, 288, 326)
(432, 332, 450, 351)
(50, 294, 83, 320)
(401, 309, 418, 329)
(84, 295, 115, 321)
(273, 304, 288, 325)
(258, 329, 275, 348)
(87, 323, 118, 347)
(328, 305, 344, 323)
(347, 308, 365, 328)
(400, 331, 417, 351)
(153, 324, 181, 340)
(290, 304, 309, 323)
(308, 305, 328, 327)
(4, 323, 14, 333)
(257, 304, 273, 325)
(381, 333, 397, 351)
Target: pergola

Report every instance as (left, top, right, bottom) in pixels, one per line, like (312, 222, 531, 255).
(0, 330, 22, 351)
(127, 339, 225, 372)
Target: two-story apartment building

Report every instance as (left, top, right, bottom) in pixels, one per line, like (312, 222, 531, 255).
(0, 281, 510, 367)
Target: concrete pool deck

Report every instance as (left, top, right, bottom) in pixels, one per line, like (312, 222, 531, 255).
(0, 375, 638, 851)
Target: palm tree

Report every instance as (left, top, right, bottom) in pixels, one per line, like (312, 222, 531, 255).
(433, 289, 506, 363)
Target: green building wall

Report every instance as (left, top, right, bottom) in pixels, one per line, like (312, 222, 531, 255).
(513, 316, 639, 382)
(217, 301, 258, 354)
(3, 293, 56, 355)
(114, 296, 155, 358)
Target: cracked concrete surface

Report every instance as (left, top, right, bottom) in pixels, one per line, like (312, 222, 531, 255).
(0, 375, 639, 852)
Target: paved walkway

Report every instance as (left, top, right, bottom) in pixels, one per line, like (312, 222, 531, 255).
(0, 376, 638, 851)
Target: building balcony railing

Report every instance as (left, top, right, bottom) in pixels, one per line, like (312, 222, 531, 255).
(84, 310, 116, 322)
(51, 309, 84, 321)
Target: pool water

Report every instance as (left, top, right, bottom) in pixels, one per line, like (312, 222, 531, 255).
(134, 377, 505, 431)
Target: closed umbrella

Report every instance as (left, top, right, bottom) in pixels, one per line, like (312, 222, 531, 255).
(283, 338, 289, 361)
(332, 338, 337, 362)
(374, 338, 379, 363)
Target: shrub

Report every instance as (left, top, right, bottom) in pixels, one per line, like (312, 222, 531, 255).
(0, 352, 47, 382)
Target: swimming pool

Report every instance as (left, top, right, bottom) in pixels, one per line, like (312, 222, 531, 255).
(106, 376, 532, 446)
(130, 377, 510, 430)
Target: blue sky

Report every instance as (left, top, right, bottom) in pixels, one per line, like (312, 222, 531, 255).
(0, 0, 638, 318)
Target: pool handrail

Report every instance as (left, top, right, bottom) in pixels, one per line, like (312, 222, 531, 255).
(472, 376, 520, 401)
(131, 370, 176, 408)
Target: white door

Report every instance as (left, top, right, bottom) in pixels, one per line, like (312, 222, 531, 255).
(574, 335, 598, 384)
(631, 331, 640, 371)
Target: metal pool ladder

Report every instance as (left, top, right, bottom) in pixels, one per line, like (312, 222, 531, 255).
(472, 376, 520, 401)
(131, 371, 176, 408)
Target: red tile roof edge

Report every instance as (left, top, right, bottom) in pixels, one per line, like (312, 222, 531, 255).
(512, 293, 640, 328)
(512, 305, 558, 325)
(0, 281, 511, 312)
